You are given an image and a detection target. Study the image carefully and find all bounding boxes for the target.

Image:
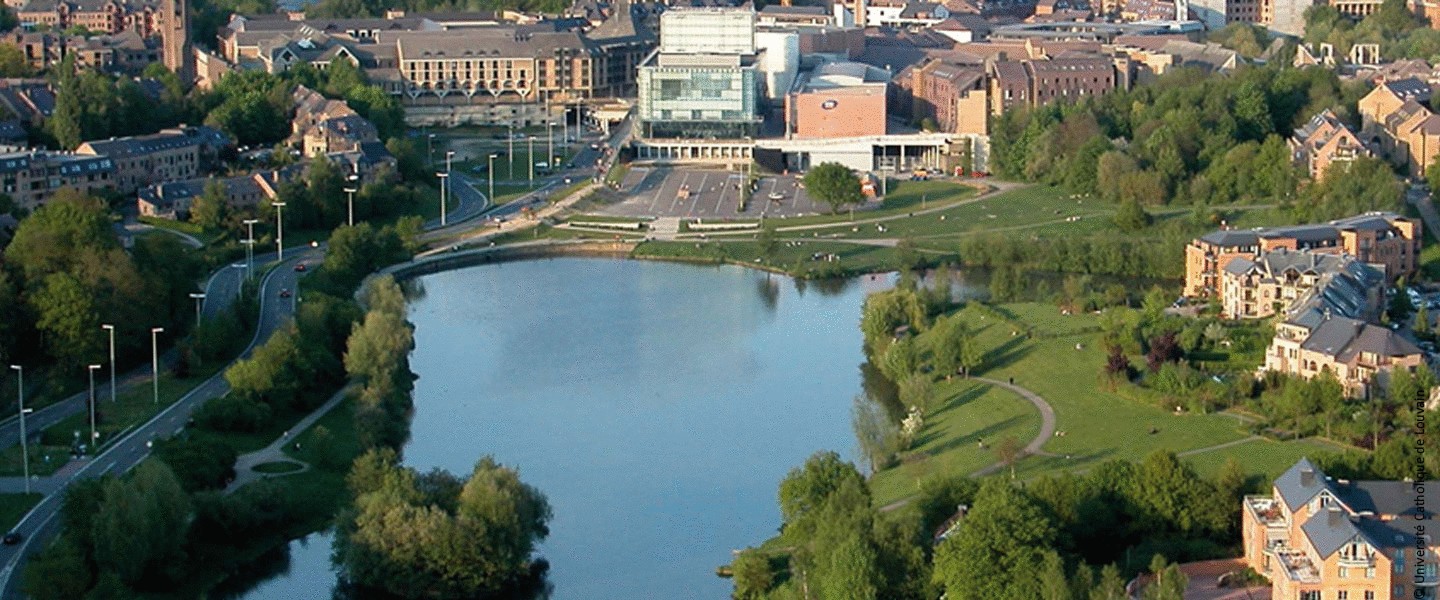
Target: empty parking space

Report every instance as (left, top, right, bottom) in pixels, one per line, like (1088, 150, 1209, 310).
(599, 167, 830, 219)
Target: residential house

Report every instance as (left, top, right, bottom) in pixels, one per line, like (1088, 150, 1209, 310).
(1243, 459, 1439, 599)
(1183, 212, 1421, 297)
(1218, 248, 1373, 319)
(290, 85, 380, 156)
(136, 171, 281, 219)
(74, 125, 230, 193)
(1289, 109, 1370, 180)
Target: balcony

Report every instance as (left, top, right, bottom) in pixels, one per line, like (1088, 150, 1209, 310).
(1246, 496, 1288, 530)
(1275, 549, 1321, 583)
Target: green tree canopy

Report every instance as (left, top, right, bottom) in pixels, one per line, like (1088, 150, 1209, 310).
(803, 162, 863, 213)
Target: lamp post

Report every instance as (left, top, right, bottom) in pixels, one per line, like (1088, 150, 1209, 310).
(189, 292, 206, 327)
(427, 133, 436, 166)
(488, 153, 497, 207)
(547, 118, 554, 170)
(101, 323, 115, 404)
(508, 123, 515, 176)
(436, 169, 449, 228)
(528, 135, 535, 189)
(344, 173, 359, 226)
(443, 151, 454, 226)
(242, 218, 259, 281)
(87, 364, 100, 455)
(272, 202, 286, 262)
(150, 327, 163, 405)
(9, 365, 28, 494)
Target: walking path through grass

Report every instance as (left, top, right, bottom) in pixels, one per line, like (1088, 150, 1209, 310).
(223, 384, 354, 494)
(878, 375, 1056, 513)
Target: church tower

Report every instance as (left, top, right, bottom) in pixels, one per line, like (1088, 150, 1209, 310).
(162, 0, 193, 84)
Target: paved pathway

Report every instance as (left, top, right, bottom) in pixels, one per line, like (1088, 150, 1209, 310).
(223, 384, 354, 494)
(879, 376, 1056, 512)
(1176, 435, 1263, 458)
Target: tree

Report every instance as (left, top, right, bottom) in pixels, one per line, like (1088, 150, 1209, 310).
(189, 178, 230, 230)
(90, 461, 192, 586)
(932, 479, 1055, 600)
(778, 451, 867, 542)
(803, 162, 862, 213)
(1416, 303, 1431, 338)
(853, 393, 902, 473)
(1090, 564, 1128, 600)
(336, 456, 551, 599)
(1039, 550, 1072, 600)
(1114, 197, 1151, 231)
(731, 549, 775, 599)
(995, 435, 1024, 479)
(1141, 555, 1188, 600)
(0, 43, 31, 77)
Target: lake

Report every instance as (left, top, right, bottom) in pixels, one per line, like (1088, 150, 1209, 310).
(223, 258, 885, 599)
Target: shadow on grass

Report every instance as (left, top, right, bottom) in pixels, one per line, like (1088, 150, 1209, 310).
(979, 336, 1034, 372)
(924, 414, 1027, 457)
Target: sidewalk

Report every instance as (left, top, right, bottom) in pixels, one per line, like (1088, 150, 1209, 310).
(223, 384, 354, 495)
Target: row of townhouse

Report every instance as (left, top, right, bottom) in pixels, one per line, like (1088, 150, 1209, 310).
(137, 141, 397, 220)
(1243, 458, 1438, 600)
(1357, 77, 1440, 178)
(10, 0, 163, 37)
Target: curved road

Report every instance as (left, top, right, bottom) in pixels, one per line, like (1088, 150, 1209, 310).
(0, 246, 319, 599)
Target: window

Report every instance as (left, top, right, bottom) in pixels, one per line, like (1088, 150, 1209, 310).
(1340, 567, 1349, 578)
(1300, 592, 1320, 600)
(1364, 590, 1375, 600)
(1367, 567, 1376, 578)
(1339, 592, 1349, 600)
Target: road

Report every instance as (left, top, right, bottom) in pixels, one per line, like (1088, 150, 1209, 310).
(0, 246, 320, 600)
(0, 121, 616, 598)
(1408, 183, 1440, 242)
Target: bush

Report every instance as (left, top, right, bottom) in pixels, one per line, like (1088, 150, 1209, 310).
(193, 394, 272, 432)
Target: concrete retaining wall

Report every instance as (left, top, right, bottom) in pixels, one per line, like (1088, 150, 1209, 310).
(374, 240, 639, 284)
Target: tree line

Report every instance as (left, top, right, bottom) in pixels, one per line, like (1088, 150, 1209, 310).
(733, 449, 1249, 600)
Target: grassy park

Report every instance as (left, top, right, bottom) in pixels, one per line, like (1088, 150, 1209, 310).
(866, 301, 1354, 507)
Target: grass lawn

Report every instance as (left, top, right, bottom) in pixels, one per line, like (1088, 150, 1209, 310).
(1181, 437, 1351, 481)
(632, 239, 919, 276)
(452, 145, 578, 183)
(789, 186, 1104, 240)
(759, 180, 983, 230)
(867, 301, 1351, 506)
(868, 380, 1042, 503)
(0, 493, 39, 533)
(283, 396, 361, 468)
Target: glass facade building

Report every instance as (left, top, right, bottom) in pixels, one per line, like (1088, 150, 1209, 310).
(638, 8, 761, 139)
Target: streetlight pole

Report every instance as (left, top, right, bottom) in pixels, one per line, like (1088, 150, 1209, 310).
(528, 135, 535, 188)
(189, 292, 206, 327)
(9, 365, 28, 494)
(436, 170, 449, 228)
(272, 202, 286, 263)
(345, 173, 359, 226)
(508, 123, 515, 176)
(87, 364, 99, 455)
(547, 119, 554, 169)
(150, 327, 163, 405)
(488, 153, 497, 207)
(428, 133, 436, 166)
(242, 218, 258, 281)
(443, 151, 454, 226)
(101, 323, 115, 404)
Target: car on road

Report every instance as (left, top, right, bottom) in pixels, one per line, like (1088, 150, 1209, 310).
(279, 288, 292, 298)
(590, 143, 601, 149)
(768, 193, 784, 201)
(293, 263, 307, 272)
(3, 532, 21, 545)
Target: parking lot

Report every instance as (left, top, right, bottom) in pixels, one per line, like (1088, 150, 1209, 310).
(598, 166, 832, 219)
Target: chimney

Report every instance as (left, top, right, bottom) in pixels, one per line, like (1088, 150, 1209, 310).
(1300, 467, 1315, 487)
(1327, 506, 1344, 527)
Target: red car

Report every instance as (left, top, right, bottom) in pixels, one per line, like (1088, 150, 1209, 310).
(294, 263, 307, 272)
(279, 288, 292, 298)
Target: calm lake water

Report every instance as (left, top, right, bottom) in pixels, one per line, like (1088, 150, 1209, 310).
(222, 258, 887, 599)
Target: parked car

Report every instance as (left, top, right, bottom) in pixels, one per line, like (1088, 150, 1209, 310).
(279, 288, 292, 298)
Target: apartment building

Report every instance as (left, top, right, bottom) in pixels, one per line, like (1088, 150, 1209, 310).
(909, 58, 987, 136)
(0, 149, 114, 208)
(1219, 249, 1372, 320)
(1187, 0, 1312, 36)
(75, 125, 229, 193)
(1183, 213, 1421, 298)
(1243, 459, 1438, 600)
(1356, 77, 1440, 178)
(988, 56, 1117, 115)
(1290, 109, 1371, 180)
(216, 4, 654, 122)
(290, 85, 379, 156)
